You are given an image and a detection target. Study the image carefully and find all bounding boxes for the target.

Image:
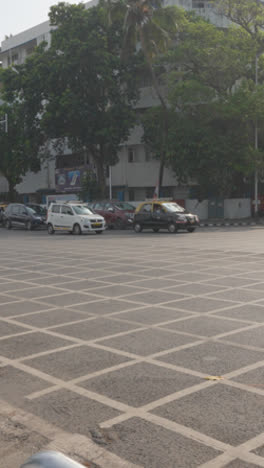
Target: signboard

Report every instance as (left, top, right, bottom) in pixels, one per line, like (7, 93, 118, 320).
(55, 168, 81, 192)
(55, 168, 84, 192)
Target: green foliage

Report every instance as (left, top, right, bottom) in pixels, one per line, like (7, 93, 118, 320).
(142, 6, 264, 197)
(0, 95, 44, 200)
(2, 1, 139, 198)
(79, 170, 101, 202)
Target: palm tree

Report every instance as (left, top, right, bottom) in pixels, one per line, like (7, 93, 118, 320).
(121, 0, 182, 194)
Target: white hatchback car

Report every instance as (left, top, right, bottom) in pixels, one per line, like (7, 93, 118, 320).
(47, 203, 106, 235)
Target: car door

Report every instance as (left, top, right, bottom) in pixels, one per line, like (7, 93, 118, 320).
(136, 203, 153, 227)
(104, 203, 116, 225)
(152, 203, 168, 229)
(10, 205, 21, 226)
(49, 204, 61, 229)
(19, 205, 30, 227)
(61, 205, 74, 230)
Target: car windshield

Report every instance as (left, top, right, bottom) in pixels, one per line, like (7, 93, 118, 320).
(31, 205, 46, 215)
(27, 207, 37, 215)
(162, 203, 185, 213)
(114, 202, 135, 211)
(72, 205, 93, 215)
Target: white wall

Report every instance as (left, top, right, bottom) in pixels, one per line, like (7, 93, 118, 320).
(0, 175, 9, 193)
(113, 143, 178, 188)
(16, 159, 56, 194)
(224, 198, 251, 219)
(186, 199, 208, 220)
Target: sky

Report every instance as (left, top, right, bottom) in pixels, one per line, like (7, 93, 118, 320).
(0, 0, 85, 43)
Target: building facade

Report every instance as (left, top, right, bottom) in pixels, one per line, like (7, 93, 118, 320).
(0, 0, 223, 203)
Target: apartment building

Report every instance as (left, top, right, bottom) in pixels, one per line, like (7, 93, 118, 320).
(0, 0, 223, 202)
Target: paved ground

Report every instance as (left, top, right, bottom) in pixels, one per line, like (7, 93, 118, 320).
(1, 226, 264, 467)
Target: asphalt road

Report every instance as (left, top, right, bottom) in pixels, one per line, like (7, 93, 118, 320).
(1, 226, 264, 467)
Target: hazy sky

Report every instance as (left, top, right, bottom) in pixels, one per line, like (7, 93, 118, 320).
(1, 0, 85, 43)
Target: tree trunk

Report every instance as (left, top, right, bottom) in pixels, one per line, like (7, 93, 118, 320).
(140, 31, 169, 194)
(94, 158, 106, 200)
(6, 179, 17, 202)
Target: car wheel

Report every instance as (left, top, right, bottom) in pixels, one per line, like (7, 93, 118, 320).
(168, 223, 177, 233)
(95, 230, 103, 234)
(187, 227, 195, 233)
(26, 220, 33, 231)
(134, 223, 143, 233)
(153, 228, 160, 233)
(5, 219, 12, 230)
(73, 223, 82, 235)
(47, 223, 54, 235)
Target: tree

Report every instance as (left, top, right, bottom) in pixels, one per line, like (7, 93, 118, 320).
(142, 13, 264, 197)
(121, 0, 184, 194)
(214, 0, 264, 212)
(2, 2, 139, 199)
(79, 170, 101, 202)
(0, 101, 43, 201)
(143, 83, 264, 197)
(39, 2, 139, 198)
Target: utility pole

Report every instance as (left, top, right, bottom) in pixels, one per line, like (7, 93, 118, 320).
(109, 165, 112, 200)
(0, 114, 8, 133)
(254, 54, 259, 216)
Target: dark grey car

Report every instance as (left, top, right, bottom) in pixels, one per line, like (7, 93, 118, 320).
(3, 203, 45, 230)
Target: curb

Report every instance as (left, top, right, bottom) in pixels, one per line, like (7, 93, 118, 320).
(0, 399, 141, 468)
(199, 220, 264, 228)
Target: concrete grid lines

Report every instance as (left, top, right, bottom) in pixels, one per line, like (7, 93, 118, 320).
(1, 228, 264, 466)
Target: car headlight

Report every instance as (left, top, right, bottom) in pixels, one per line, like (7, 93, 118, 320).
(177, 214, 187, 221)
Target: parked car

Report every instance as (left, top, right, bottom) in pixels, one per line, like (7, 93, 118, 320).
(3, 203, 46, 230)
(47, 202, 106, 235)
(89, 201, 135, 229)
(133, 200, 199, 233)
(0, 202, 8, 225)
(26, 203, 47, 223)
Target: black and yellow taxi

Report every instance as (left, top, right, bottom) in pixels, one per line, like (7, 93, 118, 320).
(133, 200, 199, 233)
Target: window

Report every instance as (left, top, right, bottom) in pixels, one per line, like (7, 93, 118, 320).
(11, 205, 19, 215)
(56, 152, 86, 169)
(129, 189, 135, 201)
(11, 53, 19, 63)
(192, 0, 206, 7)
(73, 206, 93, 215)
(52, 205, 61, 213)
(61, 206, 73, 215)
(145, 148, 152, 162)
(160, 187, 173, 198)
(19, 206, 28, 215)
(8, 54, 19, 66)
(153, 204, 164, 213)
(146, 187, 155, 199)
(26, 47, 35, 56)
(140, 203, 152, 213)
(94, 202, 103, 210)
(128, 148, 135, 163)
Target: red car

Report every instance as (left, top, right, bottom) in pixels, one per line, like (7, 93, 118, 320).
(89, 201, 135, 229)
